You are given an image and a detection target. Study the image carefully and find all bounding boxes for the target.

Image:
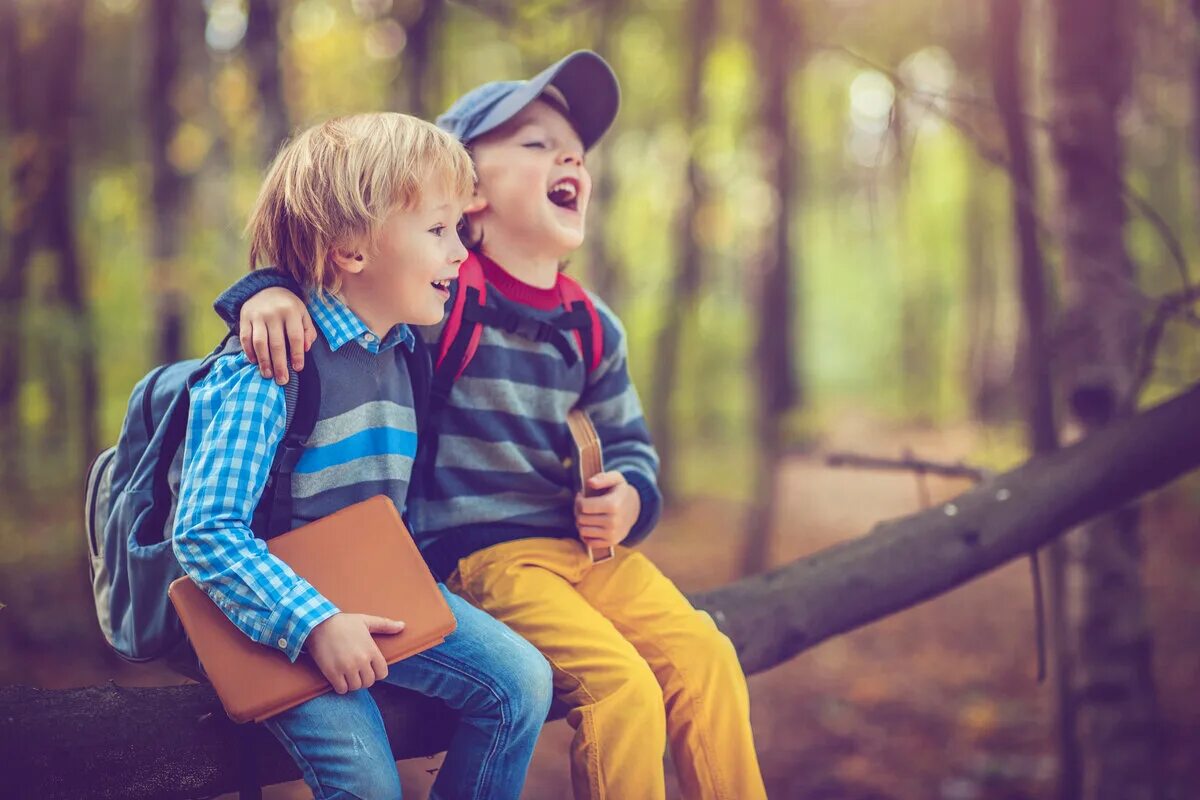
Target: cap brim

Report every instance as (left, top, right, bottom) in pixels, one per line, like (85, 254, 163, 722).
(466, 51, 620, 150)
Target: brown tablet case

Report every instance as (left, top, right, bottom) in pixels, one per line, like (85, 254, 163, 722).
(566, 409, 613, 563)
(168, 495, 456, 724)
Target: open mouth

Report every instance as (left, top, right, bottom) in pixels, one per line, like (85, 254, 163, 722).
(431, 278, 453, 294)
(548, 178, 579, 212)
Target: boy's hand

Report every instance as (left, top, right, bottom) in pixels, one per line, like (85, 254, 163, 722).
(239, 288, 317, 385)
(574, 472, 640, 550)
(304, 612, 405, 694)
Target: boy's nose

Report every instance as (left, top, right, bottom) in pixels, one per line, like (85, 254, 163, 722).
(557, 150, 583, 166)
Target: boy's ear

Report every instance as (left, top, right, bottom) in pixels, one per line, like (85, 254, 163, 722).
(463, 186, 488, 215)
(329, 247, 366, 275)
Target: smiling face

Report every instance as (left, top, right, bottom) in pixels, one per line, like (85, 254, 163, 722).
(466, 98, 592, 262)
(335, 187, 468, 332)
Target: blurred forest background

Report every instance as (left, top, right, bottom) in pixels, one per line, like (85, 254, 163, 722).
(2, 0, 1199, 798)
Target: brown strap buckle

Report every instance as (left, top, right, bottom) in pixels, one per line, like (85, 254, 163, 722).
(588, 545, 615, 564)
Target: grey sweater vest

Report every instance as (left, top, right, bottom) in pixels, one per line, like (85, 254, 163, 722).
(287, 335, 419, 529)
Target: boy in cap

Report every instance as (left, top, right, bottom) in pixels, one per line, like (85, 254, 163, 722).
(217, 52, 766, 800)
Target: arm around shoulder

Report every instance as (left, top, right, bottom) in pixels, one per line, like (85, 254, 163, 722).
(213, 268, 304, 328)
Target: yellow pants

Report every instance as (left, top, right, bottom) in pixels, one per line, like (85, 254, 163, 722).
(447, 537, 767, 800)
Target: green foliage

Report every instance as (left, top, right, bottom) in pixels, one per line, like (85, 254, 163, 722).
(3, 0, 1198, 522)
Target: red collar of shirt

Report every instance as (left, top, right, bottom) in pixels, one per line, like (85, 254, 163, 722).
(473, 251, 564, 311)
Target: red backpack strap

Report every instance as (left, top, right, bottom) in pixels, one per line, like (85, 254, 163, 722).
(555, 272, 603, 374)
(435, 253, 488, 381)
(423, 254, 488, 497)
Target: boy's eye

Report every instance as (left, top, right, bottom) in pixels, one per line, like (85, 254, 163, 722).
(429, 224, 446, 237)
(522, 141, 546, 149)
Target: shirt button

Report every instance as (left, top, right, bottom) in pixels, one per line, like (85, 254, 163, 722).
(277, 638, 288, 649)
(363, 333, 376, 342)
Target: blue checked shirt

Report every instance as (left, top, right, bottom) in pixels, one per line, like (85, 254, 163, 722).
(173, 292, 415, 662)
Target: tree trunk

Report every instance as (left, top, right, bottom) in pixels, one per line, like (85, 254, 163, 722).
(1191, 0, 1200, 227)
(0, 0, 34, 488)
(993, 0, 1056, 455)
(43, 0, 98, 463)
(244, 0, 290, 165)
(1048, 1, 1165, 797)
(1, 0, 96, 479)
(891, 96, 925, 420)
(648, 0, 716, 503)
(961, 160, 1007, 422)
(393, 0, 443, 119)
(4, 380, 1200, 799)
(990, 2, 1078, 795)
(146, 0, 191, 363)
(742, 0, 802, 574)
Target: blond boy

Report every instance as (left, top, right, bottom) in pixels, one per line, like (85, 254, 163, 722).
(173, 113, 552, 800)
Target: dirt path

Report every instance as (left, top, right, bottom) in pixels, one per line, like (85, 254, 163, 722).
(499, 417, 1199, 800)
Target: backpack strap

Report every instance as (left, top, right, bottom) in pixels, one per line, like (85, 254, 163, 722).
(555, 272, 604, 374)
(435, 255, 487, 377)
(141, 335, 242, 547)
(464, 303, 579, 366)
(433, 255, 604, 390)
(402, 332, 432, 434)
(253, 358, 321, 540)
(430, 255, 486, 419)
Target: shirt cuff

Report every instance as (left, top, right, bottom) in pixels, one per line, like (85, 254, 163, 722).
(262, 582, 340, 663)
(213, 268, 305, 328)
(621, 469, 662, 546)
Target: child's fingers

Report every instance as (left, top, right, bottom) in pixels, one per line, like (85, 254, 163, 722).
(577, 494, 618, 515)
(576, 508, 613, 525)
(363, 615, 406, 634)
(303, 313, 317, 352)
(325, 668, 348, 695)
(370, 648, 388, 681)
(251, 327, 273, 379)
(268, 320, 289, 385)
(585, 472, 626, 492)
(580, 532, 613, 548)
(577, 518, 612, 536)
(240, 322, 258, 365)
(288, 317, 307, 372)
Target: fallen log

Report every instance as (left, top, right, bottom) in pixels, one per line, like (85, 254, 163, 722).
(3, 382, 1198, 799)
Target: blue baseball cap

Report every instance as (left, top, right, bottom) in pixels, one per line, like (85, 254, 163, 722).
(436, 50, 620, 151)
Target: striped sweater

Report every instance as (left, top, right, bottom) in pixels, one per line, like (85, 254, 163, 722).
(215, 256, 662, 580)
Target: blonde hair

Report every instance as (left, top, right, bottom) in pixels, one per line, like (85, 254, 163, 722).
(247, 113, 475, 293)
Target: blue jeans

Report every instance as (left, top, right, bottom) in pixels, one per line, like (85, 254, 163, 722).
(263, 585, 553, 800)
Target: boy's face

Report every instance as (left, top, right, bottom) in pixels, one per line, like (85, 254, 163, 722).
(468, 99, 592, 260)
(341, 187, 468, 329)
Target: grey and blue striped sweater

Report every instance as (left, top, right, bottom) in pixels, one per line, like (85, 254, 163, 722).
(216, 258, 662, 580)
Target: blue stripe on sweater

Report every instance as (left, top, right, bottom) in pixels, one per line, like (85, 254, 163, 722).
(295, 427, 418, 473)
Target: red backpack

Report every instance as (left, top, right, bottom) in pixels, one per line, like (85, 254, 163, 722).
(429, 253, 604, 415)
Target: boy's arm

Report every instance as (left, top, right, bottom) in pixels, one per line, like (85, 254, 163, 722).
(578, 301, 663, 545)
(173, 353, 338, 663)
(213, 267, 304, 328)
